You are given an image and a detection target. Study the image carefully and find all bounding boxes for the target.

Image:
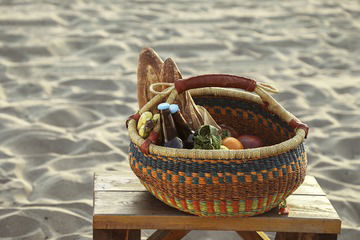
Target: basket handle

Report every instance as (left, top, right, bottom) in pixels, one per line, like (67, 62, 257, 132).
(174, 74, 308, 138)
(175, 74, 258, 93)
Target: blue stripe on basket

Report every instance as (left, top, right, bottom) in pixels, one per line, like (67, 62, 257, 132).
(262, 172, 268, 180)
(238, 175, 245, 182)
(248, 112, 254, 120)
(129, 143, 306, 183)
(131, 143, 304, 173)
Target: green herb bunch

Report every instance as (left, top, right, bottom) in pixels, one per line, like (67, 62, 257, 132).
(194, 125, 222, 150)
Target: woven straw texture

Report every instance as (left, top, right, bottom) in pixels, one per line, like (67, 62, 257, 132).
(128, 87, 307, 216)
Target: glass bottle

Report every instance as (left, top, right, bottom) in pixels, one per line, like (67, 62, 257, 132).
(157, 103, 183, 149)
(170, 104, 195, 149)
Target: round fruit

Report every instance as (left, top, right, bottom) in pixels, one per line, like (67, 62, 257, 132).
(237, 135, 263, 149)
(222, 137, 244, 150)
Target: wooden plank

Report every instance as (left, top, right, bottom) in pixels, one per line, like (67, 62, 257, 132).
(285, 194, 339, 219)
(236, 231, 270, 240)
(94, 191, 189, 216)
(93, 191, 341, 233)
(94, 173, 325, 196)
(292, 176, 325, 196)
(94, 173, 146, 192)
(93, 214, 341, 234)
(147, 230, 190, 240)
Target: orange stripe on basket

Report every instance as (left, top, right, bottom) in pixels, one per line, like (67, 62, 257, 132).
(181, 199, 188, 210)
(268, 171, 273, 180)
(245, 199, 252, 212)
(232, 200, 239, 214)
(253, 113, 259, 125)
(207, 201, 214, 214)
(220, 201, 226, 214)
(185, 176, 192, 184)
(153, 188, 159, 198)
(192, 172, 199, 177)
(243, 111, 248, 119)
(170, 197, 177, 207)
(263, 119, 268, 127)
(172, 175, 179, 183)
(232, 175, 238, 183)
(207, 108, 215, 115)
(257, 198, 264, 210)
(266, 195, 273, 208)
(161, 192, 167, 203)
(193, 200, 200, 212)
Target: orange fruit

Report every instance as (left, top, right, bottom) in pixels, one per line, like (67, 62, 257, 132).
(222, 137, 244, 150)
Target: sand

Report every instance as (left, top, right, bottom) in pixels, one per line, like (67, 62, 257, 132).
(0, 0, 359, 239)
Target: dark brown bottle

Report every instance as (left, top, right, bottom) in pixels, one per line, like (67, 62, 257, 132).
(157, 103, 183, 149)
(169, 104, 195, 149)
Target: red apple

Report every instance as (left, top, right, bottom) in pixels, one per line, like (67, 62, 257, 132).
(237, 135, 263, 149)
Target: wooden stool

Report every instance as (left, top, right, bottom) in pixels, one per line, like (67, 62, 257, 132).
(93, 172, 341, 240)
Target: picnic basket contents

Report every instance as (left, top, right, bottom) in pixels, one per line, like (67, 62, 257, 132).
(126, 48, 309, 217)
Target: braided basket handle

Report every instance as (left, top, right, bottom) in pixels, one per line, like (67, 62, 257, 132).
(175, 74, 257, 93)
(174, 74, 308, 138)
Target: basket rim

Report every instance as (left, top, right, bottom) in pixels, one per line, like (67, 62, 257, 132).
(128, 87, 306, 160)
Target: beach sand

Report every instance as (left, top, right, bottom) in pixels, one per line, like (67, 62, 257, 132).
(0, 0, 359, 239)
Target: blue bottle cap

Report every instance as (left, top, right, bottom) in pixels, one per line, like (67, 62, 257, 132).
(157, 103, 170, 110)
(169, 104, 179, 114)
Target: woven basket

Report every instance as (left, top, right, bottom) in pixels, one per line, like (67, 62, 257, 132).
(127, 74, 308, 217)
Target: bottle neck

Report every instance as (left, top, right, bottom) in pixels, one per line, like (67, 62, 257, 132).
(160, 109, 178, 141)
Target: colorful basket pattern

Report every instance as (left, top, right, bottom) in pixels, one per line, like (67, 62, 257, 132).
(128, 95, 307, 216)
